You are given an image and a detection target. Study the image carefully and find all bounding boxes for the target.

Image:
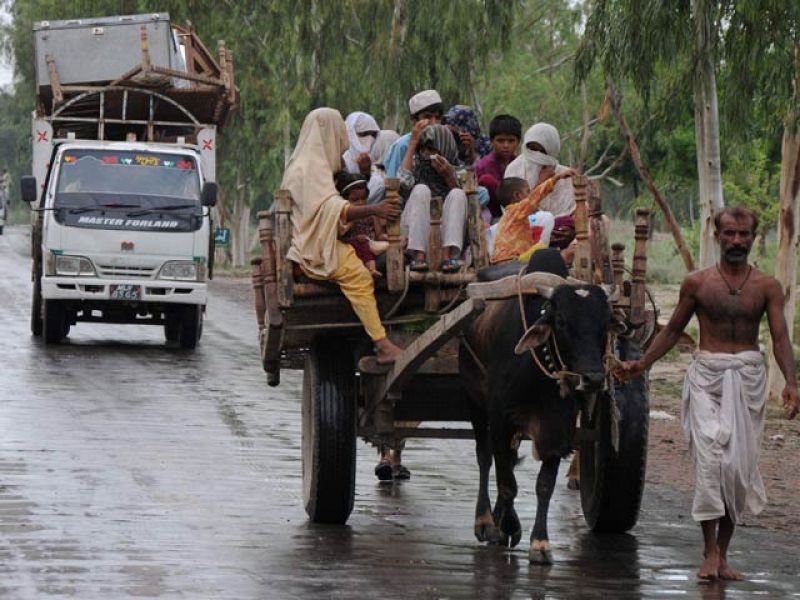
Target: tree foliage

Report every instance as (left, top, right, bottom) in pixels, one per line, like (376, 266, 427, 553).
(0, 0, 796, 242)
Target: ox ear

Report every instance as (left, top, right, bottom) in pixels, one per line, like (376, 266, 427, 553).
(514, 321, 552, 355)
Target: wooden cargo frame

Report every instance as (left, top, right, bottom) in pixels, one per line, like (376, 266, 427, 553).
(39, 22, 239, 130)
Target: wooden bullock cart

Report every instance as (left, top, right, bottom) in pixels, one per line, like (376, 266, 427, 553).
(251, 174, 656, 530)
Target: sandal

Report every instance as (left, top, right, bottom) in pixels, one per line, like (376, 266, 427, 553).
(441, 258, 464, 273)
(375, 460, 393, 481)
(392, 464, 411, 480)
(409, 259, 429, 272)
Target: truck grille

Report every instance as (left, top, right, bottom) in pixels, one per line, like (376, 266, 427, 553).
(97, 264, 157, 278)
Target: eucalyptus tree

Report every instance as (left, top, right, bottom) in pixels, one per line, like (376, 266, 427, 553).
(723, 0, 800, 403)
(575, 0, 726, 268)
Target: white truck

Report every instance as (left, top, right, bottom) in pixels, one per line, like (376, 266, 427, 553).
(22, 13, 237, 348)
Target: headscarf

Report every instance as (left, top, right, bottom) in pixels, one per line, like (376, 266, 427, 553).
(342, 111, 380, 174)
(370, 129, 400, 166)
(280, 107, 350, 278)
(504, 122, 575, 217)
(413, 124, 460, 197)
(443, 105, 492, 159)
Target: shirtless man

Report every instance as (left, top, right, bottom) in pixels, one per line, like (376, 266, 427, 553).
(616, 206, 798, 581)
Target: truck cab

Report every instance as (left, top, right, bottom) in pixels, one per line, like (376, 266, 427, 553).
(26, 138, 215, 347)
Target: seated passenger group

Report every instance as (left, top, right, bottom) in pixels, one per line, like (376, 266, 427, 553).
(280, 90, 582, 365)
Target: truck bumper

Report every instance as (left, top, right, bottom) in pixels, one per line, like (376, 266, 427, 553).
(41, 276, 207, 305)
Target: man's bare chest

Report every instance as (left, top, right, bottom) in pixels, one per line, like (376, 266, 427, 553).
(695, 281, 766, 323)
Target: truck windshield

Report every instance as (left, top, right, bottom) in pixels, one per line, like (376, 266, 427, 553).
(52, 149, 204, 232)
(55, 149, 201, 208)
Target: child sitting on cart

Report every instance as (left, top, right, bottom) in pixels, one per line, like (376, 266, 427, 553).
(334, 171, 388, 279)
(490, 168, 576, 264)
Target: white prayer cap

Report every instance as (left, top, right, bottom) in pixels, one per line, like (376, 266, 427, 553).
(408, 89, 443, 115)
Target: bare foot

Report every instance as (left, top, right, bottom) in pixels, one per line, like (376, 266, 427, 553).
(718, 559, 744, 581)
(375, 337, 403, 364)
(698, 552, 720, 581)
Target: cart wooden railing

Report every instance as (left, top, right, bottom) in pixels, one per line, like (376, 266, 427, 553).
(252, 175, 655, 387)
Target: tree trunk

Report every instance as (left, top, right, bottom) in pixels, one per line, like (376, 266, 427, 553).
(692, 0, 725, 268)
(213, 188, 231, 267)
(230, 173, 250, 268)
(608, 81, 695, 272)
(766, 121, 800, 403)
(577, 82, 592, 172)
(382, 0, 407, 131)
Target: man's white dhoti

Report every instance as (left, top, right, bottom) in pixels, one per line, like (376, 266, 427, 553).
(682, 350, 767, 523)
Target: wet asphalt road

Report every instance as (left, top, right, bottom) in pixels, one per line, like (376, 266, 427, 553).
(0, 225, 798, 600)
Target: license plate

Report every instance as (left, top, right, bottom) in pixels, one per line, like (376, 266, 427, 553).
(109, 284, 142, 301)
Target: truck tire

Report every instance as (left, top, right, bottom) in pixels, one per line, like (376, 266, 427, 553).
(302, 336, 357, 524)
(164, 315, 180, 343)
(579, 338, 648, 533)
(31, 277, 43, 336)
(178, 305, 202, 349)
(43, 299, 66, 344)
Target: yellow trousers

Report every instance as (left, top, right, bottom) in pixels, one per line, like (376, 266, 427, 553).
(306, 242, 386, 342)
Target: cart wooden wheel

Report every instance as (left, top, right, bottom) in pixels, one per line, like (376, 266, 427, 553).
(302, 336, 357, 524)
(580, 336, 648, 532)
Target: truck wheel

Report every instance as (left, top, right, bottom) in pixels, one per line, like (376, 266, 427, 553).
(580, 338, 648, 533)
(43, 299, 66, 344)
(178, 305, 202, 349)
(302, 336, 357, 524)
(164, 315, 180, 343)
(31, 277, 43, 336)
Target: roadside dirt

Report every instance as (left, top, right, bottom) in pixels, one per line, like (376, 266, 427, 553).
(213, 276, 800, 534)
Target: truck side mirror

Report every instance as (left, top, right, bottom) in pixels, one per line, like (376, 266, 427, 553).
(21, 176, 38, 204)
(201, 182, 218, 207)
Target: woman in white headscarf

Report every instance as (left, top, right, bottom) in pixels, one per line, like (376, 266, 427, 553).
(342, 112, 388, 204)
(504, 122, 575, 217)
(281, 107, 402, 363)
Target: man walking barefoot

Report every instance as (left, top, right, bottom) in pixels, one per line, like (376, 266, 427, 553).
(616, 206, 799, 581)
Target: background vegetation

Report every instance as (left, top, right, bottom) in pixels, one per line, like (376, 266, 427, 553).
(0, 0, 795, 274)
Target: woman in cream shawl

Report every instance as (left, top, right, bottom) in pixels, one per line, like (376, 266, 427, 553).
(280, 108, 402, 362)
(504, 122, 575, 217)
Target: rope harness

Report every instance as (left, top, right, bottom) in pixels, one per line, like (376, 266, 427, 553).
(515, 266, 622, 390)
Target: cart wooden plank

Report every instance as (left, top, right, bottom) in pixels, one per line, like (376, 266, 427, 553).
(358, 297, 486, 396)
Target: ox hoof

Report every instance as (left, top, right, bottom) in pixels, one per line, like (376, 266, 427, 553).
(529, 539, 553, 565)
(474, 521, 502, 544)
(567, 478, 580, 491)
(491, 528, 522, 548)
(492, 505, 522, 548)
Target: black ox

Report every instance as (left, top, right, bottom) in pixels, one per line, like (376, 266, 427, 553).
(459, 249, 622, 564)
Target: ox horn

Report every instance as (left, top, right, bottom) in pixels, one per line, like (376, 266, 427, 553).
(520, 271, 568, 299)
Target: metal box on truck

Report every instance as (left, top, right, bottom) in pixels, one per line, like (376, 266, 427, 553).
(33, 13, 176, 91)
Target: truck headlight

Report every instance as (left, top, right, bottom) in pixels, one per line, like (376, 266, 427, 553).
(55, 255, 96, 277)
(159, 261, 198, 281)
